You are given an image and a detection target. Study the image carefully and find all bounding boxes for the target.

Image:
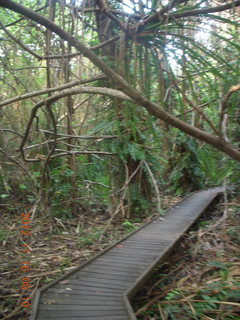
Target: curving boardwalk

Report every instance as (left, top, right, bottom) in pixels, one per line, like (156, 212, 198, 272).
(30, 188, 223, 320)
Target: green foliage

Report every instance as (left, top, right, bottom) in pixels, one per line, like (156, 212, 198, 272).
(156, 278, 240, 320)
(0, 193, 9, 199)
(122, 220, 136, 233)
(48, 165, 75, 218)
(198, 147, 236, 186)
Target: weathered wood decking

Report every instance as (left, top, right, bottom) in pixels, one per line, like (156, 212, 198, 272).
(30, 188, 223, 320)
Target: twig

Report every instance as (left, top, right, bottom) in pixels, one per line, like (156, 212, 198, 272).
(84, 180, 109, 189)
(53, 149, 116, 156)
(40, 130, 118, 140)
(143, 160, 161, 212)
(157, 299, 240, 307)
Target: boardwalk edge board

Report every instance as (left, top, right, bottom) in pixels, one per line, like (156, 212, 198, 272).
(30, 187, 223, 320)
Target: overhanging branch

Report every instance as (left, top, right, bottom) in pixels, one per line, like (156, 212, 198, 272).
(0, 74, 107, 108)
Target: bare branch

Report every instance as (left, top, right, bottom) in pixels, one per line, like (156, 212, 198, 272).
(39, 130, 118, 140)
(23, 137, 65, 150)
(0, 128, 24, 138)
(0, 74, 106, 108)
(52, 150, 116, 157)
(143, 160, 161, 212)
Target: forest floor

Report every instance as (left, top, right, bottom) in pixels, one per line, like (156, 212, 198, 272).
(132, 198, 240, 320)
(0, 195, 239, 320)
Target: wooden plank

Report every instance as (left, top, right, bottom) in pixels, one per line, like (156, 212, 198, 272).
(40, 298, 122, 306)
(109, 247, 161, 255)
(96, 255, 152, 264)
(41, 293, 122, 300)
(87, 261, 145, 271)
(71, 270, 136, 280)
(80, 268, 140, 278)
(73, 275, 135, 283)
(64, 279, 129, 289)
(46, 287, 122, 295)
(37, 309, 128, 317)
(38, 305, 127, 311)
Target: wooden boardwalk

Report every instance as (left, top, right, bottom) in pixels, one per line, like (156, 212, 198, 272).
(30, 188, 223, 320)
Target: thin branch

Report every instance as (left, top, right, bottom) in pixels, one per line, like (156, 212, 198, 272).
(0, 74, 106, 108)
(52, 150, 116, 157)
(23, 134, 118, 151)
(84, 180, 109, 189)
(143, 160, 161, 212)
(39, 130, 118, 140)
(23, 137, 65, 150)
(0, 128, 24, 138)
